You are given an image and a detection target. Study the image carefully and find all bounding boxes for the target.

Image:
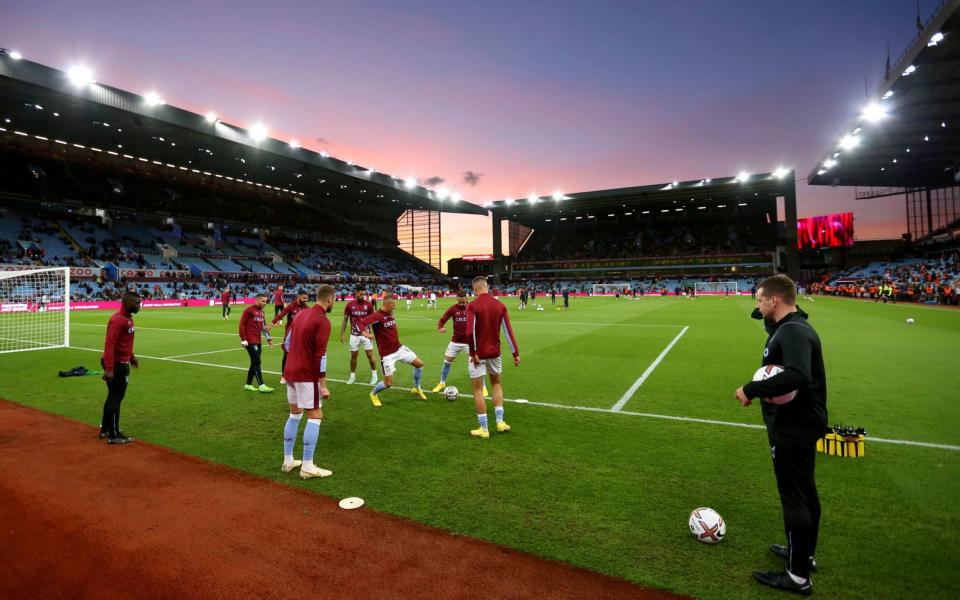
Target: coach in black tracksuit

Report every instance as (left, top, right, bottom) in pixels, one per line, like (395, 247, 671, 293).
(736, 274, 827, 596)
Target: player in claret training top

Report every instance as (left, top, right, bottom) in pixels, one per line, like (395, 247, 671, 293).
(239, 293, 274, 393)
(272, 285, 285, 318)
(360, 294, 427, 406)
(271, 289, 309, 384)
(99, 291, 141, 445)
(281, 284, 336, 479)
(432, 289, 486, 397)
(340, 285, 379, 386)
(221, 286, 232, 319)
(466, 276, 520, 439)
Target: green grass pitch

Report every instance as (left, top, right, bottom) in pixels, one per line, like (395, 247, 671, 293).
(2, 295, 957, 599)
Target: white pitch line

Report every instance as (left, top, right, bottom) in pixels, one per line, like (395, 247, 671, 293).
(611, 325, 689, 412)
(72, 323, 238, 337)
(64, 345, 960, 452)
(161, 347, 246, 360)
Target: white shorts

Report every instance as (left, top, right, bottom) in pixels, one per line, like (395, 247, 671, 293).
(381, 345, 418, 377)
(287, 381, 324, 410)
(445, 342, 470, 359)
(349, 334, 373, 352)
(406, 299, 413, 306)
(468, 355, 502, 379)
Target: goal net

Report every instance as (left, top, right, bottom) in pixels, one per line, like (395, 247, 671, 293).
(693, 281, 740, 295)
(591, 284, 624, 295)
(0, 267, 70, 353)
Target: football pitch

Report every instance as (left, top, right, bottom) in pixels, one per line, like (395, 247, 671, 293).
(2, 295, 958, 599)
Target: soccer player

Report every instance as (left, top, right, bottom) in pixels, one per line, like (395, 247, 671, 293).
(239, 293, 274, 393)
(99, 291, 141, 444)
(465, 276, 520, 439)
(405, 293, 413, 311)
(736, 274, 827, 595)
(428, 290, 437, 309)
(272, 289, 309, 384)
(281, 284, 336, 479)
(562, 287, 570, 310)
(431, 289, 487, 396)
(360, 294, 427, 406)
(550, 288, 556, 304)
(272, 285, 285, 318)
(340, 285, 378, 385)
(221, 286, 232, 319)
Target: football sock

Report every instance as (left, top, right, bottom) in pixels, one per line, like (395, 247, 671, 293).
(440, 361, 452, 384)
(302, 418, 321, 461)
(283, 413, 302, 456)
(495, 406, 504, 424)
(372, 381, 388, 394)
(412, 367, 423, 388)
(477, 413, 489, 432)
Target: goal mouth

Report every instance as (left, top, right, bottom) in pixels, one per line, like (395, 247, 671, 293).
(0, 267, 70, 354)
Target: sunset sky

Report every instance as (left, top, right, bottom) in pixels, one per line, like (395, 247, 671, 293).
(0, 0, 934, 267)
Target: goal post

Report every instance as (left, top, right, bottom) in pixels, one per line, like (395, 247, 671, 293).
(0, 266, 70, 354)
(693, 280, 740, 295)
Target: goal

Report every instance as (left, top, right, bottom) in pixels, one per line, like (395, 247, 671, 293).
(591, 284, 624, 295)
(693, 281, 740, 295)
(0, 267, 70, 353)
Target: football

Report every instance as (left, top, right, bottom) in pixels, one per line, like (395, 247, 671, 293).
(906, 317, 915, 324)
(689, 507, 726, 544)
(752, 364, 797, 404)
(443, 386, 459, 401)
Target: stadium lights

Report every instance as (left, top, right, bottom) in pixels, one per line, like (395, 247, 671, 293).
(205, 111, 218, 123)
(320, 150, 329, 158)
(881, 91, 894, 100)
(839, 135, 859, 150)
(483, 201, 492, 208)
(736, 171, 749, 183)
(823, 159, 837, 169)
(404, 176, 417, 188)
(902, 65, 917, 76)
(289, 139, 300, 149)
(144, 91, 165, 106)
(773, 167, 790, 179)
(437, 188, 449, 200)
(249, 123, 268, 142)
(505, 198, 514, 206)
(552, 190, 563, 201)
(9, 50, 22, 60)
(671, 180, 679, 187)
(817, 169, 827, 175)
(528, 194, 539, 204)
(67, 65, 94, 87)
(861, 102, 888, 123)
(704, 178, 711, 183)
(924, 135, 929, 141)
(928, 32, 945, 46)
(451, 192, 461, 202)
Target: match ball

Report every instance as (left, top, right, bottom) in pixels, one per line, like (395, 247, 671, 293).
(537, 305, 544, 311)
(752, 364, 797, 404)
(443, 386, 459, 401)
(689, 507, 726, 544)
(906, 317, 915, 325)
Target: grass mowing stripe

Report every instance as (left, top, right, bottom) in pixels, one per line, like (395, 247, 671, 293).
(162, 347, 246, 359)
(68, 345, 960, 452)
(611, 325, 689, 412)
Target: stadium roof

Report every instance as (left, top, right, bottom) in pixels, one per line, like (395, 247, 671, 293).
(487, 170, 793, 229)
(0, 51, 487, 216)
(807, 0, 960, 189)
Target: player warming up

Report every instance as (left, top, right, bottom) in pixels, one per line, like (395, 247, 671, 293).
(272, 285, 285, 318)
(466, 276, 520, 439)
(239, 293, 274, 393)
(340, 285, 378, 386)
(360, 294, 427, 406)
(432, 289, 487, 396)
(271, 289, 309, 384)
(99, 291, 141, 445)
(221, 286, 232, 319)
(281, 284, 336, 479)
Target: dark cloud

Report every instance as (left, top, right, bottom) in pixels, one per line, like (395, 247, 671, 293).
(315, 137, 330, 149)
(462, 171, 483, 186)
(423, 176, 445, 187)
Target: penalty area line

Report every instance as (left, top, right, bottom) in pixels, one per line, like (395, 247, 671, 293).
(611, 325, 689, 412)
(65, 346, 960, 452)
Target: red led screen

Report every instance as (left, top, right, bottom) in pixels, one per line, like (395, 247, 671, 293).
(796, 212, 854, 250)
